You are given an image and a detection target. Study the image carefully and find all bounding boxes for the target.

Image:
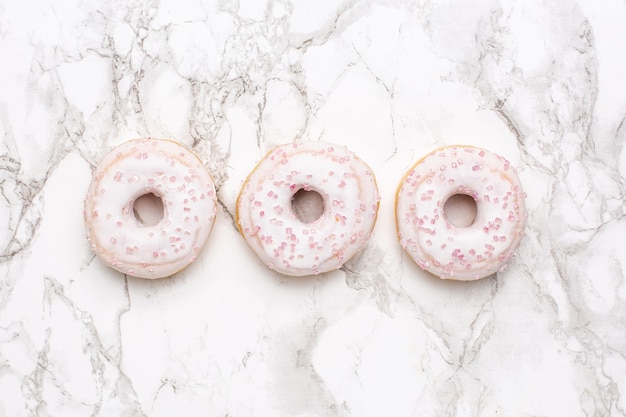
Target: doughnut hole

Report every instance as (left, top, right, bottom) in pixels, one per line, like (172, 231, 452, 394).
(443, 193, 477, 227)
(133, 192, 164, 226)
(291, 189, 324, 223)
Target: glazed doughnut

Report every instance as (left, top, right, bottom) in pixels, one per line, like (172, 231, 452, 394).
(395, 145, 526, 280)
(236, 142, 380, 276)
(84, 138, 217, 279)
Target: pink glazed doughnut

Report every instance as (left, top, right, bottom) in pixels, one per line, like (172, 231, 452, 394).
(84, 138, 217, 279)
(395, 145, 526, 280)
(236, 142, 380, 276)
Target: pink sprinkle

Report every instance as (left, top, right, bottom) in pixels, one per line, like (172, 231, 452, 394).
(170, 176, 176, 182)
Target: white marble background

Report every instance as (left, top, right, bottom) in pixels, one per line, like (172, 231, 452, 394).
(1, 0, 625, 416)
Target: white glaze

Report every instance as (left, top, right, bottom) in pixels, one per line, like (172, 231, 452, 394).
(236, 142, 380, 276)
(396, 145, 527, 280)
(84, 138, 217, 279)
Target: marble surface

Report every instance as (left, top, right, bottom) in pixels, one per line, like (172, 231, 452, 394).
(1, 0, 625, 415)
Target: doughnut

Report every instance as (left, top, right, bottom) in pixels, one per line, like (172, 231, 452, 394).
(236, 142, 380, 276)
(84, 138, 217, 279)
(395, 145, 526, 280)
